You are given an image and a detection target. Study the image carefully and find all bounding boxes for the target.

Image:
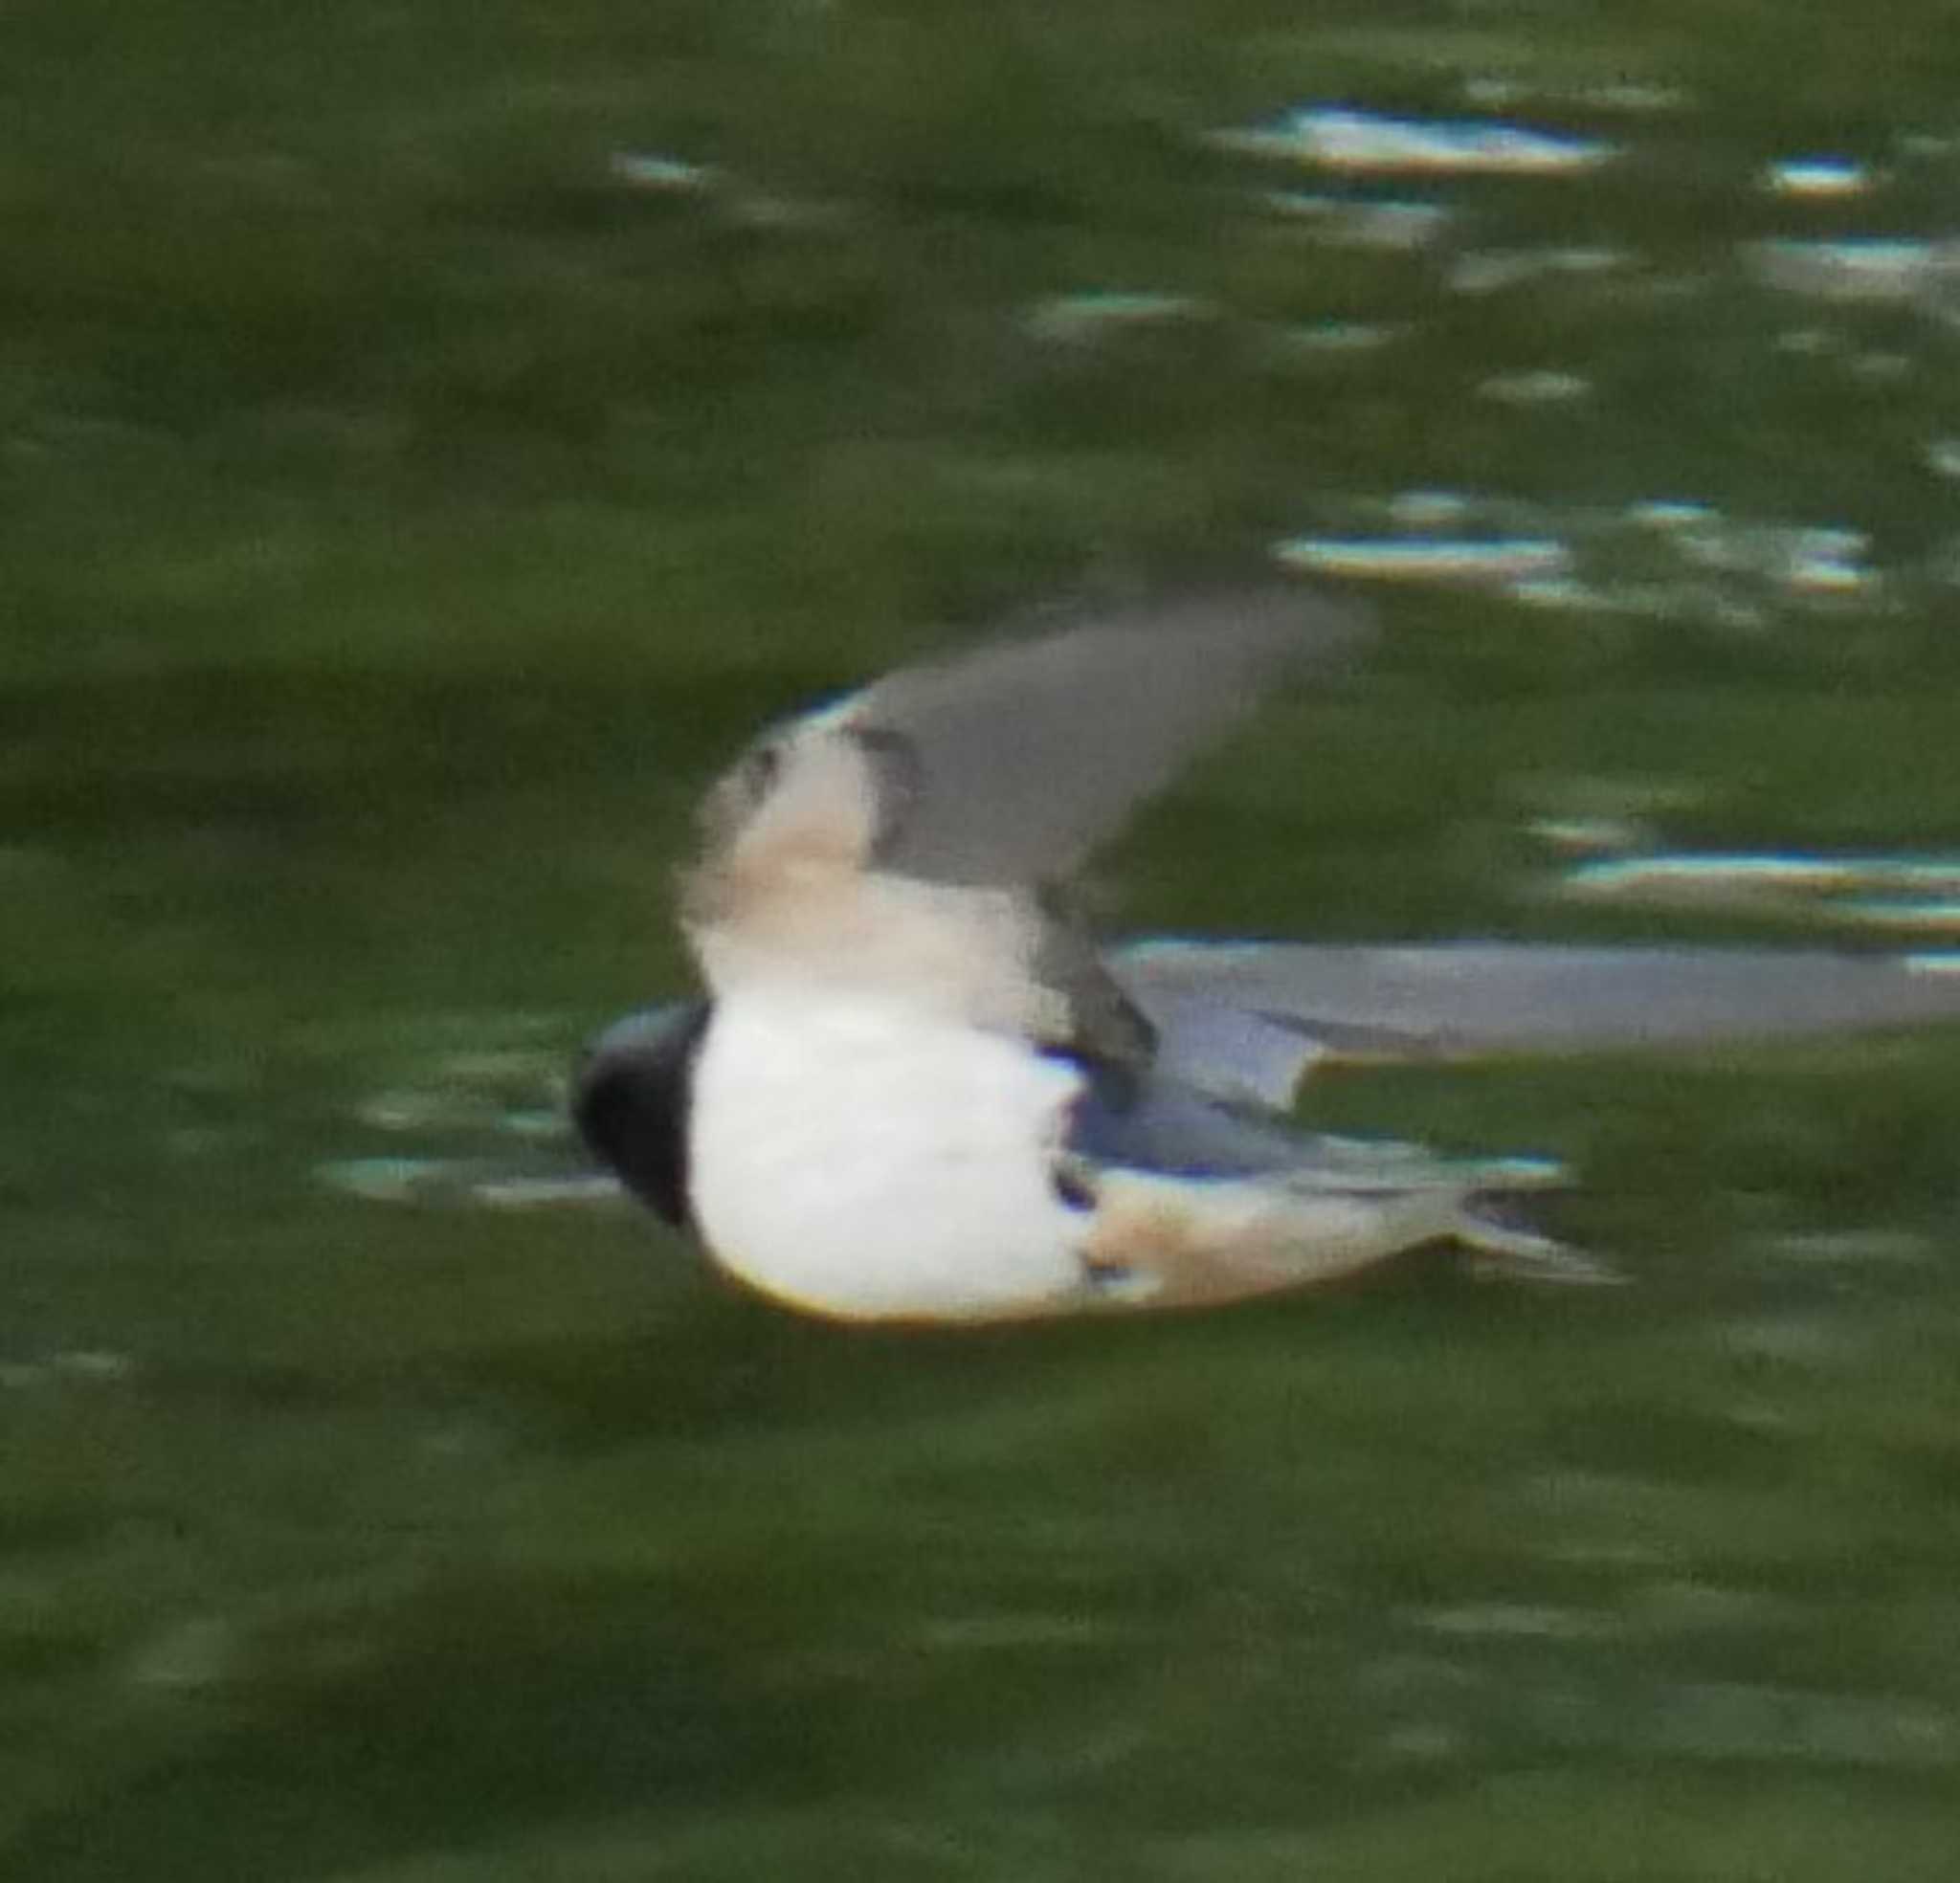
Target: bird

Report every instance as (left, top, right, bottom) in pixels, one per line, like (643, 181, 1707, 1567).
(573, 587, 1960, 1323)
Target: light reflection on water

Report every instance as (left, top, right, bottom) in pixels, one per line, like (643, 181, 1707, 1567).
(1010, 94, 1960, 637)
(1558, 849, 1960, 935)
(1276, 493, 1881, 612)
(1211, 106, 1616, 176)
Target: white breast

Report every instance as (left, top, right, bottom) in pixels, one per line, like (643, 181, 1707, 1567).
(688, 993, 1090, 1321)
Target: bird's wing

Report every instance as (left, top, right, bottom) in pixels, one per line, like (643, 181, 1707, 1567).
(1064, 1065, 1551, 1188)
(825, 587, 1372, 888)
(1117, 940, 1960, 1107)
(1060, 1070, 1594, 1302)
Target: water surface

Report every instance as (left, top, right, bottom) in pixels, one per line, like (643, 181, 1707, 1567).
(6, 4, 1960, 1876)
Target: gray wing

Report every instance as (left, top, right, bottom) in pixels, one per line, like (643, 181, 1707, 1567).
(1068, 1070, 1554, 1191)
(830, 587, 1372, 888)
(1117, 941, 1960, 1108)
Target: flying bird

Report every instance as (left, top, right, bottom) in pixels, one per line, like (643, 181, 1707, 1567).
(573, 588, 1960, 1322)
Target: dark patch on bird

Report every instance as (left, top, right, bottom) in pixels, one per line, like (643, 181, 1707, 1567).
(1039, 1033, 1144, 1120)
(572, 1001, 714, 1231)
(1030, 881, 1159, 1086)
(850, 724, 927, 865)
(1050, 1157, 1099, 1211)
(1059, 1053, 1319, 1185)
(1080, 1252, 1138, 1293)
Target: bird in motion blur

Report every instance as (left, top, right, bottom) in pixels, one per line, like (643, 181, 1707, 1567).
(573, 587, 1960, 1323)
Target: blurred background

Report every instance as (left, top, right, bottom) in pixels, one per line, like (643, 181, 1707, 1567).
(8, 3, 1960, 1876)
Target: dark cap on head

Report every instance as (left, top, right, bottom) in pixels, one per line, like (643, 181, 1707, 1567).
(571, 1001, 712, 1230)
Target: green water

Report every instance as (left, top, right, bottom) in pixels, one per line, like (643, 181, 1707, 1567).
(8, 4, 1960, 1875)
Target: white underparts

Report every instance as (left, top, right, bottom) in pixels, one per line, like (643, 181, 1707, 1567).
(689, 992, 1088, 1320)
